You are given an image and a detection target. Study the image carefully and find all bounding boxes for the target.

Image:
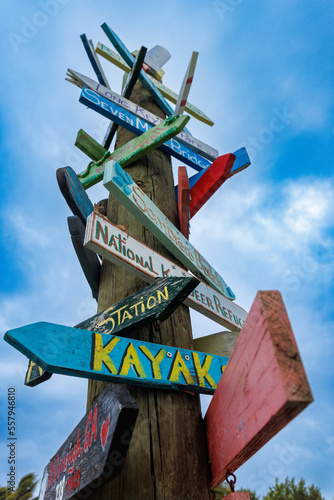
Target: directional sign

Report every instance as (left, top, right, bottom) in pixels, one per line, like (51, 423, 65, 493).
(68, 215, 101, 299)
(84, 211, 246, 330)
(80, 33, 110, 88)
(101, 23, 175, 118)
(96, 42, 215, 126)
(56, 166, 94, 225)
(103, 45, 147, 150)
(143, 45, 171, 76)
(66, 69, 218, 160)
(4, 322, 229, 394)
(174, 52, 198, 116)
(205, 291, 313, 489)
(37, 384, 138, 500)
(104, 161, 236, 300)
(75, 129, 108, 161)
(24, 277, 197, 386)
(177, 167, 190, 239)
(174, 147, 251, 203)
(79, 86, 211, 176)
(194, 330, 238, 358)
(190, 153, 236, 218)
(76, 276, 199, 335)
(78, 111, 189, 189)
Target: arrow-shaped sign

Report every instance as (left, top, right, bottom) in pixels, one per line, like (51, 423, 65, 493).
(103, 161, 236, 300)
(24, 277, 197, 386)
(143, 45, 171, 77)
(66, 69, 218, 161)
(84, 211, 247, 331)
(174, 51, 198, 116)
(56, 166, 95, 225)
(78, 110, 189, 189)
(96, 42, 214, 126)
(80, 33, 110, 88)
(5, 323, 228, 394)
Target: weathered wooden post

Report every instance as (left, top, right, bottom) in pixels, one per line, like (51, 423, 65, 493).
(86, 80, 213, 499)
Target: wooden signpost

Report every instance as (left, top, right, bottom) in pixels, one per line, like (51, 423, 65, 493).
(96, 41, 215, 126)
(194, 330, 238, 357)
(56, 166, 94, 225)
(103, 160, 236, 300)
(84, 211, 247, 330)
(142, 45, 171, 78)
(78, 111, 190, 189)
(177, 167, 190, 239)
(66, 68, 218, 160)
(24, 277, 198, 386)
(78, 86, 212, 175)
(190, 153, 236, 218)
(205, 291, 313, 489)
(174, 51, 198, 116)
(5, 322, 229, 394)
(80, 33, 110, 88)
(37, 384, 138, 500)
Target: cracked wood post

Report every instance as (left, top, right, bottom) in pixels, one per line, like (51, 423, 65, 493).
(86, 80, 212, 499)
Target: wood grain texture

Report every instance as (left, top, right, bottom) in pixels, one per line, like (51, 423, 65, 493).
(177, 166, 190, 239)
(205, 290, 313, 489)
(66, 69, 218, 160)
(190, 153, 235, 218)
(194, 330, 238, 357)
(37, 384, 138, 500)
(104, 160, 236, 300)
(84, 211, 247, 331)
(87, 80, 213, 499)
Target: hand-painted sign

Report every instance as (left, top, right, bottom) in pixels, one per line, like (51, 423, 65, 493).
(177, 167, 190, 239)
(96, 42, 215, 126)
(101, 23, 174, 118)
(4, 322, 229, 394)
(56, 166, 94, 225)
(190, 153, 236, 218)
(174, 52, 198, 116)
(37, 384, 138, 500)
(143, 45, 171, 77)
(205, 291, 313, 489)
(103, 45, 147, 150)
(68, 215, 101, 299)
(67, 69, 218, 160)
(194, 330, 238, 358)
(24, 277, 197, 387)
(75, 129, 108, 161)
(84, 211, 247, 330)
(80, 33, 110, 88)
(78, 86, 211, 176)
(76, 276, 199, 335)
(103, 161, 236, 300)
(78, 111, 190, 189)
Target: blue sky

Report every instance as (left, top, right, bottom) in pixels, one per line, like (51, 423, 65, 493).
(1, 1, 333, 498)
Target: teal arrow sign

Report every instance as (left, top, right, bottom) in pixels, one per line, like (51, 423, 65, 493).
(6, 323, 228, 394)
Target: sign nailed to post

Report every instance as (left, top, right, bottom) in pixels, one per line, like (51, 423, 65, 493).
(38, 384, 138, 500)
(84, 212, 247, 331)
(4, 323, 229, 394)
(103, 161, 236, 300)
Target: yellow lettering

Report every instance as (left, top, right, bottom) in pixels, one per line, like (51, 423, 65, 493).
(147, 296, 157, 309)
(139, 346, 166, 379)
(121, 310, 133, 323)
(118, 343, 146, 378)
(157, 286, 168, 303)
(92, 334, 119, 374)
(192, 352, 217, 388)
(168, 351, 194, 385)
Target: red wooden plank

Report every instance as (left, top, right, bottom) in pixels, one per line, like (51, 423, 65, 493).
(190, 153, 235, 218)
(205, 291, 313, 490)
(177, 166, 190, 239)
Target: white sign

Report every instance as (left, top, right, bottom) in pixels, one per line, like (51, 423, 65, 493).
(84, 212, 247, 331)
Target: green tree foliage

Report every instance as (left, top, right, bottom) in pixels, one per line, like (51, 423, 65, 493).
(263, 477, 325, 500)
(214, 482, 260, 499)
(0, 474, 38, 500)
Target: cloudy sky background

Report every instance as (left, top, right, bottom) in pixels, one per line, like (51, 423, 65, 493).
(1, 1, 333, 497)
